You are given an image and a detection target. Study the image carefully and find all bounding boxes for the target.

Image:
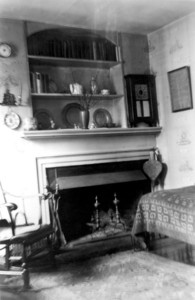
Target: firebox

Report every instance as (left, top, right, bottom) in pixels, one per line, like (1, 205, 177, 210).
(46, 160, 150, 243)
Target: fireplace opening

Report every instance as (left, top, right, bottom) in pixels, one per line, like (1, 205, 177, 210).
(46, 160, 150, 244)
(58, 180, 150, 243)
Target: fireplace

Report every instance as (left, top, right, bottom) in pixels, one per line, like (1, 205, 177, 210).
(34, 133, 158, 247)
(46, 160, 150, 244)
(30, 125, 160, 250)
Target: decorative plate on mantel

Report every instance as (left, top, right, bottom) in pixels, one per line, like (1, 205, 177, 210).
(34, 109, 53, 130)
(61, 103, 82, 128)
(93, 108, 112, 128)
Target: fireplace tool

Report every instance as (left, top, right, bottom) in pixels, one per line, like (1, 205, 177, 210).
(87, 196, 100, 232)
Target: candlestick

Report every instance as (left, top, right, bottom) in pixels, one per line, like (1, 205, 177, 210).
(113, 193, 121, 224)
(94, 196, 100, 230)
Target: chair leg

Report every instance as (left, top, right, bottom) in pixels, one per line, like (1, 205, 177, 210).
(47, 236, 56, 268)
(22, 262, 31, 290)
(21, 246, 31, 290)
(5, 244, 10, 270)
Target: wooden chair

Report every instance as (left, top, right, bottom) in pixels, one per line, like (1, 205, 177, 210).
(0, 181, 29, 228)
(0, 186, 58, 290)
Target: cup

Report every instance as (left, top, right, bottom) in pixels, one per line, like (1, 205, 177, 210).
(101, 89, 110, 95)
(23, 117, 38, 131)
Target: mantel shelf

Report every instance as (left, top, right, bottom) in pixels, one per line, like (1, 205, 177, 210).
(21, 127, 162, 140)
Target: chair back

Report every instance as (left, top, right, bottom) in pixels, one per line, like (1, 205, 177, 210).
(0, 203, 18, 238)
(0, 182, 66, 248)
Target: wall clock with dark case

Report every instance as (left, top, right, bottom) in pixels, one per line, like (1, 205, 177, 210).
(125, 74, 159, 127)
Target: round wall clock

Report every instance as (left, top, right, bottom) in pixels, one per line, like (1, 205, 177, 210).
(135, 84, 149, 100)
(0, 43, 12, 58)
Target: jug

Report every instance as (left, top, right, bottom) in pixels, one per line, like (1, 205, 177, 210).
(69, 83, 83, 95)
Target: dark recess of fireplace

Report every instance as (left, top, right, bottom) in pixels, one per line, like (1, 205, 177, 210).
(46, 160, 150, 242)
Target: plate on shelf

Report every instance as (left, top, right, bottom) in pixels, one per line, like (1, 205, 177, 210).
(93, 108, 112, 128)
(34, 109, 53, 130)
(61, 103, 82, 128)
(4, 112, 21, 129)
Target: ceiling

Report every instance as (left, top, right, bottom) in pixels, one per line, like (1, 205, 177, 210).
(1, 0, 195, 34)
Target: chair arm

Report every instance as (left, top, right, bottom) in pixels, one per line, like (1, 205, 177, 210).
(0, 202, 18, 236)
(0, 202, 18, 211)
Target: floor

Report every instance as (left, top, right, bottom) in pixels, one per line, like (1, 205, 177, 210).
(1, 234, 195, 300)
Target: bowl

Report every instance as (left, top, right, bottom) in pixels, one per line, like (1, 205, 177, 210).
(101, 89, 110, 95)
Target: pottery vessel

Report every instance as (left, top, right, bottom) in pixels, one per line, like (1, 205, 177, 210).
(80, 110, 90, 129)
(69, 83, 83, 95)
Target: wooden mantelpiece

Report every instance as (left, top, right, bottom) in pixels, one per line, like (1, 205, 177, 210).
(22, 127, 162, 140)
(20, 126, 162, 196)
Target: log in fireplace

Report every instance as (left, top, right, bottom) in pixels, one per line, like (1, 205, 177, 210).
(46, 160, 151, 245)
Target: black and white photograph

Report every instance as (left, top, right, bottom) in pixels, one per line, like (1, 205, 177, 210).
(1, 1, 195, 299)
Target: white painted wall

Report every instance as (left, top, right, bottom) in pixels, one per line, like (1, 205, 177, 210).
(0, 19, 39, 221)
(149, 13, 195, 189)
(0, 20, 33, 191)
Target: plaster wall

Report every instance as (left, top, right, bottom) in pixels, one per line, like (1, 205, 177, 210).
(0, 19, 39, 220)
(0, 20, 33, 191)
(148, 13, 195, 188)
(121, 32, 149, 76)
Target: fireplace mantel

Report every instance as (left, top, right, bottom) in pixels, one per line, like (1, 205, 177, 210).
(22, 127, 162, 140)
(34, 126, 162, 227)
(28, 126, 162, 194)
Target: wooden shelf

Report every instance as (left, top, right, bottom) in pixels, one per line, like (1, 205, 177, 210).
(31, 93, 124, 100)
(0, 104, 25, 107)
(28, 55, 121, 69)
(21, 127, 162, 140)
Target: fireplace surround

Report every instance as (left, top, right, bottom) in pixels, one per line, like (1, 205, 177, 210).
(34, 128, 160, 245)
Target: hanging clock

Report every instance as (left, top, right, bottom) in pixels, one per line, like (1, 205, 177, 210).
(0, 43, 12, 58)
(125, 74, 159, 127)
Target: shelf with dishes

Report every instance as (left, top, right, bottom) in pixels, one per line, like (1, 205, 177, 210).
(27, 25, 128, 129)
(29, 64, 120, 96)
(31, 104, 121, 130)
